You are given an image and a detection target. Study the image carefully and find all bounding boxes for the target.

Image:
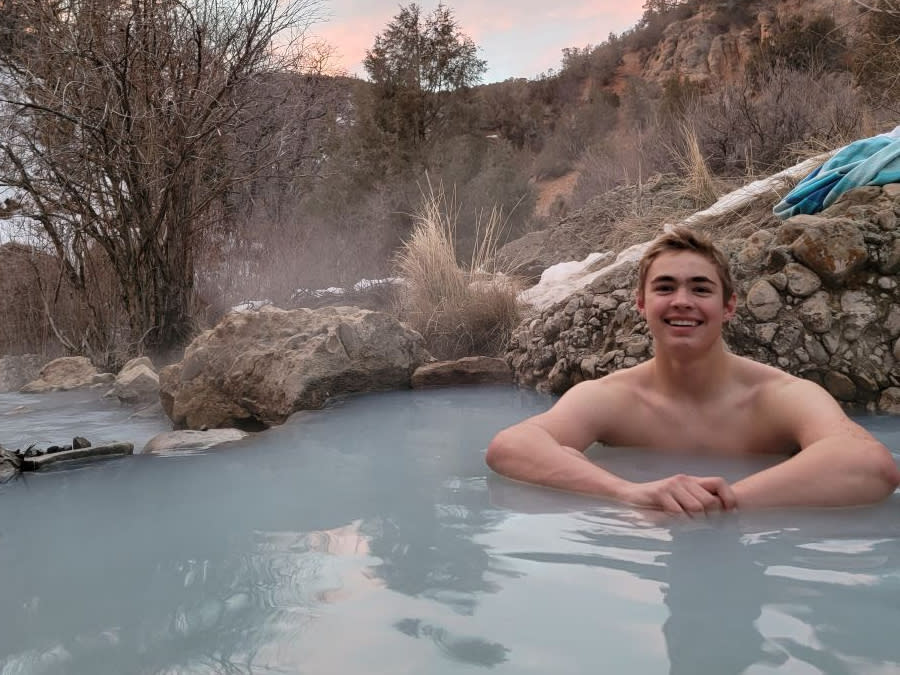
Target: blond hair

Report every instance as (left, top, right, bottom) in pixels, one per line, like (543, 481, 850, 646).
(637, 226, 734, 303)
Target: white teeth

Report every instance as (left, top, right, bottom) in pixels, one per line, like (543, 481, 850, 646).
(668, 320, 698, 326)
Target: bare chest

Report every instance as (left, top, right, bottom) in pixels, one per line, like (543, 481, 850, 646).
(604, 393, 790, 456)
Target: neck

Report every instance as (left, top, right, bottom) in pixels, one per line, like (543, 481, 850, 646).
(650, 340, 732, 401)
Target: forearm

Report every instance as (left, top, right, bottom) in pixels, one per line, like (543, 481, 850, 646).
(486, 423, 628, 499)
(733, 438, 900, 509)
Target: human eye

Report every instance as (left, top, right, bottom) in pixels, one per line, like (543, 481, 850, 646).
(693, 285, 713, 295)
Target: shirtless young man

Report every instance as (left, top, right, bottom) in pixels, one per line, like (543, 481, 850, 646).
(486, 227, 900, 513)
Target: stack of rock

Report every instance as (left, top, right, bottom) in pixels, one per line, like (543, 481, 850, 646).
(506, 185, 900, 413)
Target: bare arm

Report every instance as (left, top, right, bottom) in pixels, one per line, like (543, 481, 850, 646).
(732, 380, 900, 508)
(486, 380, 626, 497)
(486, 380, 736, 512)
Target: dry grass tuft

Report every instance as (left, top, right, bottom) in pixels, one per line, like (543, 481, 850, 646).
(668, 122, 722, 208)
(394, 181, 522, 360)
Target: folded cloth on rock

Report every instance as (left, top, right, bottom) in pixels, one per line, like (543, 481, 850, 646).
(774, 126, 900, 219)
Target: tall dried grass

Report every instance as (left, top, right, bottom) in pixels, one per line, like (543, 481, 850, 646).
(394, 182, 521, 360)
(667, 122, 721, 208)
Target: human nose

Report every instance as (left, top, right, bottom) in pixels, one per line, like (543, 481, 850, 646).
(671, 286, 693, 306)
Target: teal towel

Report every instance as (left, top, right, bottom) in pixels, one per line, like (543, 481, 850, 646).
(774, 132, 900, 219)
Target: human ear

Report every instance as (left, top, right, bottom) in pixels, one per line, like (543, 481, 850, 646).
(723, 292, 737, 320)
(636, 291, 645, 315)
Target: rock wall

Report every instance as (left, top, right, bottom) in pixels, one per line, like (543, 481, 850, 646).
(640, 0, 861, 86)
(507, 184, 900, 413)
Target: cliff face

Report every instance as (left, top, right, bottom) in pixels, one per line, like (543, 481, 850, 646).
(634, 0, 860, 86)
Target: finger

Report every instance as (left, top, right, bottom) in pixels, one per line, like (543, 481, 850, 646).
(685, 481, 723, 511)
(672, 486, 706, 514)
(660, 492, 685, 515)
(697, 476, 738, 510)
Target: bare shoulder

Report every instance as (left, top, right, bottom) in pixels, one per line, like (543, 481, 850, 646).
(527, 364, 651, 449)
(550, 366, 643, 416)
(749, 361, 872, 444)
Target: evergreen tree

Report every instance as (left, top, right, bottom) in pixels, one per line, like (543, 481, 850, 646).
(362, 3, 486, 164)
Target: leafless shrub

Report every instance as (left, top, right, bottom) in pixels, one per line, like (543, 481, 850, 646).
(0, 0, 327, 359)
(687, 65, 868, 175)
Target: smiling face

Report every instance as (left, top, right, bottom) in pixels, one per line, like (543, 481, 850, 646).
(637, 250, 737, 355)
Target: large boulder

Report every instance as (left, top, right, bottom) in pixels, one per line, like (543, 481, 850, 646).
(505, 183, 900, 413)
(159, 306, 428, 430)
(112, 356, 160, 405)
(20, 356, 111, 393)
(0, 354, 47, 392)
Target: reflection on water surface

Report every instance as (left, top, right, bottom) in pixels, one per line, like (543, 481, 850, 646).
(0, 386, 898, 674)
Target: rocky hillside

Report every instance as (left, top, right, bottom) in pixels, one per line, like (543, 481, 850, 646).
(625, 0, 860, 86)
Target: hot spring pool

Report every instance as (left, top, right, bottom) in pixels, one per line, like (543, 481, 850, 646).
(0, 386, 898, 674)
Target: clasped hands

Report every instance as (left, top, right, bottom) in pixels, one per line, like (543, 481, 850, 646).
(619, 474, 737, 515)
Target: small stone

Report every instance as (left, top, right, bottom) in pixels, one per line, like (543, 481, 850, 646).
(878, 238, 900, 275)
(840, 290, 879, 332)
(773, 322, 803, 356)
(795, 348, 809, 363)
(593, 295, 619, 311)
(623, 357, 638, 368)
(804, 335, 829, 365)
(755, 323, 778, 343)
(767, 272, 787, 291)
(877, 277, 896, 290)
(72, 437, 91, 449)
(580, 356, 599, 379)
(822, 332, 841, 355)
(854, 371, 880, 394)
(886, 306, 900, 338)
(824, 371, 857, 401)
(798, 291, 832, 333)
(878, 387, 900, 414)
(777, 357, 789, 368)
(874, 208, 897, 231)
(624, 336, 651, 357)
(784, 263, 822, 297)
(747, 280, 781, 321)
(843, 326, 861, 342)
(598, 351, 618, 367)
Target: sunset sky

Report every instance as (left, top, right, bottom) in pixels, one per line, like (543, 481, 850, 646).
(310, 1, 647, 83)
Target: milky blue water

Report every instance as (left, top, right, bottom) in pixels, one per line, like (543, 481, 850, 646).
(0, 386, 898, 674)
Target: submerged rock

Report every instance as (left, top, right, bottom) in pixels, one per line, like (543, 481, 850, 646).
(143, 429, 249, 454)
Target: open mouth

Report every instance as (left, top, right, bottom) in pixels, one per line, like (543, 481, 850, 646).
(664, 319, 701, 327)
